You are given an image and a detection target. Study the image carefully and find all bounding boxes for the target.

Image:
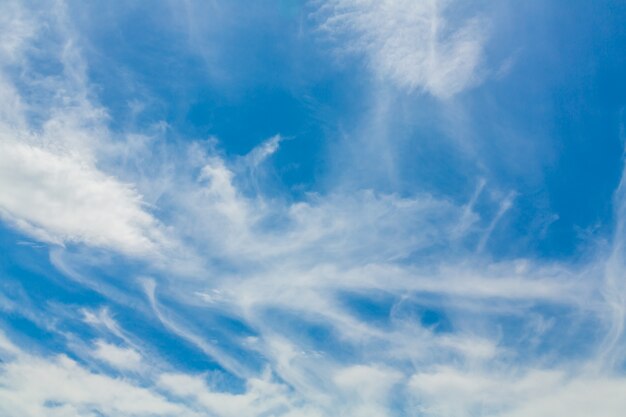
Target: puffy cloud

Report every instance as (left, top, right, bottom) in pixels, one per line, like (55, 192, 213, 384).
(498, 377, 626, 417)
(92, 340, 142, 371)
(0, 139, 167, 256)
(0, 347, 190, 417)
(408, 367, 626, 417)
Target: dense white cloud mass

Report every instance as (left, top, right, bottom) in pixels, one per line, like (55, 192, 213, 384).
(315, 0, 487, 98)
(0, 139, 166, 255)
(0, 1, 625, 417)
(92, 340, 142, 370)
(408, 368, 626, 417)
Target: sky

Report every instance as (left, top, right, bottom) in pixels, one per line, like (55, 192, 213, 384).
(1, 1, 626, 416)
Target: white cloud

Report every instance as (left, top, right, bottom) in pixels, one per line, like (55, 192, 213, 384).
(408, 367, 626, 417)
(1, 2, 625, 417)
(158, 371, 313, 417)
(92, 340, 142, 371)
(316, 0, 488, 98)
(0, 348, 191, 417)
(0, 139, 166, 256)
(333, 365, 402, 417)
(0, 1, 169, 258)
(0, 332, 325, 417)
(498, 377, 626, 417)
(0, 1, 35, 63)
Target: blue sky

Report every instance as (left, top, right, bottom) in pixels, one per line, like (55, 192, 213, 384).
(1, 1, 626, 416)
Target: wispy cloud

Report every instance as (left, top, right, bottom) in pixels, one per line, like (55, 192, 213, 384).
(314, 0, 488, 98)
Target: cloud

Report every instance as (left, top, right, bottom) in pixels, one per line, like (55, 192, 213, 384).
(408, 367, 626, 417)
(315, 0, 488, 98)
(0, 0, 169, 258)
(0, 339, 190, 417)
(332, 365, 402, 417)
(158, 371, 323, 417)
(497, 377, 626, 417)
(0, 332, 325, 417)
(92, 340, 142, 371)
(0, 139, 167, 256)
(1, 2, 625, 417)
(4, 328, 626, 417)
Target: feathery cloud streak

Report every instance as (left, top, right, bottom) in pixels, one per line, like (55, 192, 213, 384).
(314, 0, 487, 98)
